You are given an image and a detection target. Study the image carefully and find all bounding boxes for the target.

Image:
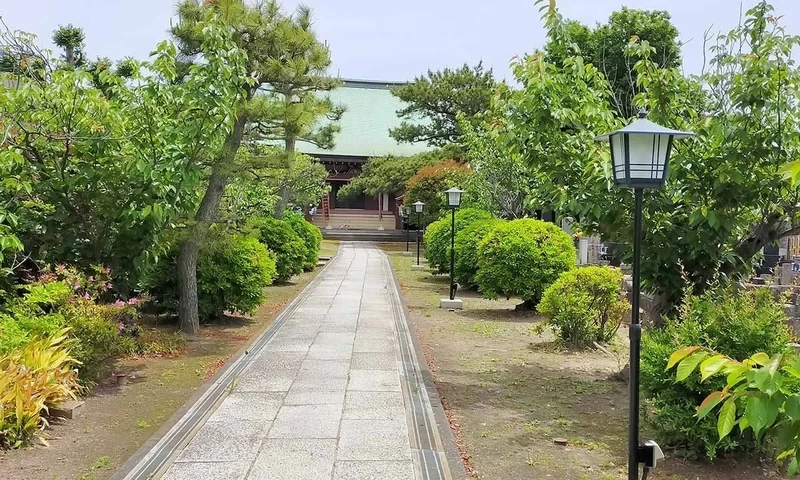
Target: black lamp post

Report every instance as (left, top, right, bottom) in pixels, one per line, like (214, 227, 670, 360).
(413, 201, 425, 266)
(401, 206, 410, 252)
(596, 109, 693, 480)
(445, 187, 464, 300)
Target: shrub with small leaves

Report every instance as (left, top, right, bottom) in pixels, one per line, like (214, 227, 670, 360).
(196, 232, 277, 319)
(641, 287, 793, 459)
(475, 218, 575, 307)
(537, 266, 628, 348)
(285, 212, 322, 271)
(248, 217, 308, 281)
(144, 232, 277, 320)
(423, 208, 494, 274)
(453, 218, 503, 288)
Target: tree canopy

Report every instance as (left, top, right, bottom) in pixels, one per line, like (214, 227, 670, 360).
(0, 17, 246, 294)
(498, 0, 800, 315)
(545, 7, 681, 119)
(389, 63, 496, 148)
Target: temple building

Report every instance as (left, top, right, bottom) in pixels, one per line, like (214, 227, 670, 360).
(297, 79, 428, 231)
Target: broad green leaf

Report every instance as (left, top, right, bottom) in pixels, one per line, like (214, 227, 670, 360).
(697, 391, 727, 419)
(751, 352, 770, 366)
(780, 159, 800, 185)
(789, 457, 799, 477)
(676, 351, 708, 382)
(786, 397, 800, 421)
(739, 415, 750, 433)
(718, 398, 736, 440)
(700, 355, 729, 380)
(668, 346, 700, 370)
(745, 396, 769, 438)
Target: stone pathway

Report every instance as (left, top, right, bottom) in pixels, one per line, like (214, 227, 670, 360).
(121, 243, 460, 480)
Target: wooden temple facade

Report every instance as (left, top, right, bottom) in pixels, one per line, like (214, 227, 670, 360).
(296, 80, 429, 231)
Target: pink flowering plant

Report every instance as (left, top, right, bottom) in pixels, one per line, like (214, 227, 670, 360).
(53, 264, 115, 301)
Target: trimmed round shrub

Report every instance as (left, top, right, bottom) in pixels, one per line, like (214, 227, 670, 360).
(423, 208, 494, 274)
(249, 217, 308, 281)
(641, 287, 794, 459)
(196, 233, 277, 319)
(475, 218, 575, 306)
(143, 232, 277, 320)
(537, 266, 628, 347)
(285, 212, 322, 271)
(453, 218, 503, 288)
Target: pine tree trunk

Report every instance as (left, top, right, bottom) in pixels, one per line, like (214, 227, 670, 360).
(177, 114, 248, 334)
(275, 135, 296, 219)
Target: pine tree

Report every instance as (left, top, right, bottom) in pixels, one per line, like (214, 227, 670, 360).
(52, 24, 85, 67)
(171, 0, 340, 333)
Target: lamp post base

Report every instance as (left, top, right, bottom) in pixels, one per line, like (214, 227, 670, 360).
(439, 298, 463, 310)
(411, 264, 426, 271)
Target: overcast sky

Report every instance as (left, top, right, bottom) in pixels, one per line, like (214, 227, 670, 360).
(2, 1, 798, 81)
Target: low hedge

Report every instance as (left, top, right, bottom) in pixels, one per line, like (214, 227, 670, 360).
(537, 266, 627, 347)
(453, 218, 503, 288)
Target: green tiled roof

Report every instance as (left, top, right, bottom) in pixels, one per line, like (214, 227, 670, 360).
(296, 80, 430, 158)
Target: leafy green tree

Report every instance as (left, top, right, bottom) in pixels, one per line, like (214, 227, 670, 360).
(171, 0, 338, 332)
(545, 7, 681, 118)
(0, 15, 246, 297)
(224, 146, 328, 220)
(52, 24, 85, 67)
(336, 149, 451, 201)
(390, 63, 495, 148)
(460, 113, 533, 218)
(503, 0, 800, 316)
(241, 4, 343, 218)
(405, 160, 472, 226)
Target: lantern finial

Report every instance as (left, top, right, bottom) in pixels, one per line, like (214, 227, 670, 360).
(638, 108, 647, 119)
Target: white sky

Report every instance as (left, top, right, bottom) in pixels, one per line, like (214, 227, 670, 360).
(1, 1, 798, 81)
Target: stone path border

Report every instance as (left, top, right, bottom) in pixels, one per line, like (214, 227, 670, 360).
(114, 242, 464, 480)
(385, 250, 467, 480)
(113, 248, 330, 480)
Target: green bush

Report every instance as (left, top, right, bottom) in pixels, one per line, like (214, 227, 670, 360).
(640, 287, 794, 459)
(423, 208, 494, 274)
(196, 233, 277, 319)
(0, 281, 72, 355)
(61, 301, 133, 380)
(144, 232, 278, 320)
(249, 217, 308, 281)
(285, 212, 322, 271)
(0, 314, 28, 354)
(1, 266, 182, 382)
(453, 218, 503, 288)
(537, 266, 628, 347)
(475, 218, 575, 306)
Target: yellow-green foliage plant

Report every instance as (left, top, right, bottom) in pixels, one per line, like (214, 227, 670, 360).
(0, 330, 80, 448)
